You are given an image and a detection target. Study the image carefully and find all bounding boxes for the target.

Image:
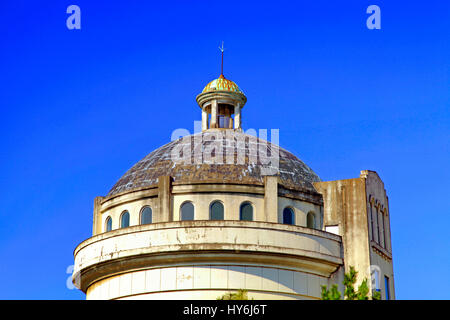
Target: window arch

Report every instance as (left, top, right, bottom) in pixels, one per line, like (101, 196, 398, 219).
(240, 202, 253, 221)
(307, 212, 316, 229)
(105, 216, 112, 232)
(140, 206, 152, 225)
(180, 202, 194, 221)
(120, 211, 130, 228)
(282, 207, 295, 225)
(210, 201, 224, 220)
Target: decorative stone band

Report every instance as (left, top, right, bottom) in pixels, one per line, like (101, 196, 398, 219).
(196, 91, 247, 109)
(100, 182, 323, 213)
(73, 221, 343, 292)
(371, 240, 393, 261)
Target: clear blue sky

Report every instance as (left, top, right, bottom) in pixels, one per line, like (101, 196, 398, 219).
(0, 0, 448, 299)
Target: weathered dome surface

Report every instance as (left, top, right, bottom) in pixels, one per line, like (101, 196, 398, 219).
(107, 131, 321, 197)
(202, 74, 244, 95)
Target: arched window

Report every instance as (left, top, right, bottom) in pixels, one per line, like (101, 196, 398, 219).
(210, 201, 224, 220)
(370, 202, 375, 241)
(120, 211, 130, 228)
(374, 205, 380, 243)
(378, 208, 384, 247)
(382, 209, 387, 249)
(283, 207, 295, 225)
(140, 206, 152, 225)
(372, 267, 381, 292)
(180, 202, 194, 221)
(105, 216, 112, 232)
(307, 212, 316, 229)
(240, 202, 253, 221)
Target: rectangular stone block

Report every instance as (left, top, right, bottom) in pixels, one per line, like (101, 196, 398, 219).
(145, 268, 161, 292)
(245, 267, 262, 290)
(293, 271, 307, 295)
(131, 270, 146, 295)
(176, 266, 194, 290)
(108, 275, 120, 298)
(228, 266, 245, 289)
(278, 269, 294, 293)
(193, 266, 211, 289)
(119, 273, 132, 297)
(210, 266, 228, 288)
(99, 279, 110, 299)
(307, 274, 321, 298)
(262, 267, 278, 291)
(161, 268, 177, 291)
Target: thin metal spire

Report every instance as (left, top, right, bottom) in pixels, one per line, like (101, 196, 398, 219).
(219, 41, 225, 76)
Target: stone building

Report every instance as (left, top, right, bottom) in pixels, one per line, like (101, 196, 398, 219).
(73, 71, 395, 300)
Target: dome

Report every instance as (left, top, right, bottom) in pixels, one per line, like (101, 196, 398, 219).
(107, 131, 321, 197)
(201, 74, 244, 95)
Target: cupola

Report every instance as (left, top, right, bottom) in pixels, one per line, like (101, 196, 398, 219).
(195, 43, 247, 131)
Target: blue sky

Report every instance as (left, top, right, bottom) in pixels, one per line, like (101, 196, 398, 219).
(0, 0, 448, 299)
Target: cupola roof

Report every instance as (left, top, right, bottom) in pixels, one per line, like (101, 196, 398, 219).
(201, 74, 244, 95)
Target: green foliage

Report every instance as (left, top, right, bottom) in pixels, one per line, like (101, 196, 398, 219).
(320, 266, 378, 300)
(372, 290, 381, 300)
(356, 279, 370, 300)
(321, 284, 341, 300)
(343, 266, 358, 300)
(217, 289, 249, 300)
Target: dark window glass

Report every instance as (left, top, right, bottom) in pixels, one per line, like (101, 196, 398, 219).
(382, 211, 387, 248)
(240, 203, 253, 221)
(218, 115, 230, 128)
(370, 204, 375, 241)
(141, 207, 152, 225)
(105, 217, 112, 232)
(283, 207, 295, 225)
(384, 276, 390, 300)
(373, 206, 379, 243)
(210, 201, 224, 220)
(121, 211, 130, 228)
(377, 208, 381, 244)
(181, 202, 194, 221)
(307, 212, 315, 229)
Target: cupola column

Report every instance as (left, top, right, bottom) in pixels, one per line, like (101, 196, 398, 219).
(234, 103, 241, 129)
(211, 100, 218, 128)
(202, 107, 208, 131)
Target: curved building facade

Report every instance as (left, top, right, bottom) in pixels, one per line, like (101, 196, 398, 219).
(73, 71, 395, 300)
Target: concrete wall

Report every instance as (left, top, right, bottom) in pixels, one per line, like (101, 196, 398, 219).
(314, 176, 372, 288)
(314, 170, 395, 299)
(79, 170, 395, 300)
(172, 193, 265, 221)
(100, 197, 158, 232)
(362, 170, 395, 299)
(86, 264, 331, 300)
(277, 197, 322, 229)
(97, 188, 323, 234)
(74, 221, 343, 300)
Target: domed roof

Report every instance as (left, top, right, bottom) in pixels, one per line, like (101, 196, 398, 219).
(107, 131, 321, 197)
(202, 74, 244, 95)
